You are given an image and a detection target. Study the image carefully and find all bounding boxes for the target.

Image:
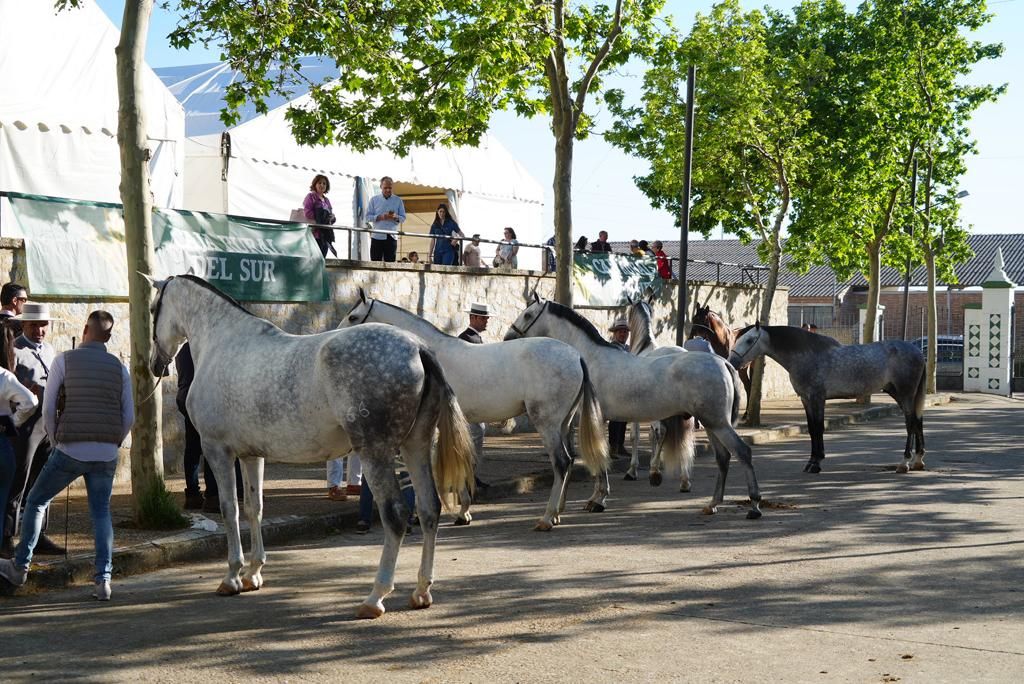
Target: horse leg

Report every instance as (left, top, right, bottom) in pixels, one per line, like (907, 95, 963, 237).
(739, 366, 752, 423)
(702, 431, 730, 516)
(801, 396, 826, 473)
(357, 454, 410, 619)
(898, 411, 916, 474)
(535, 422, 573, 531)
(401, 432, 442, 611)
(912, 414, 926, 470)
(624, 422, 640, 480)
(678, 417, 694, 493)
(585, 469, 610, 513)
(649, 422, 665, 487)
(453, 488, 473, 526)
(205, 445, 245, 596)
(239, 457, 266, 592)
(713, 426, 762, 519)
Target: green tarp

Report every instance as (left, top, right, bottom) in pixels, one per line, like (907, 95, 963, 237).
(572, 252, 664, 307)
(3, 193, 327, 302)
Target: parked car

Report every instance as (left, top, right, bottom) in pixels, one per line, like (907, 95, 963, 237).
(910, 336, 964, 376)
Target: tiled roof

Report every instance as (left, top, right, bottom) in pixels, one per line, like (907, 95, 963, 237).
(612, 234, 1024, 298)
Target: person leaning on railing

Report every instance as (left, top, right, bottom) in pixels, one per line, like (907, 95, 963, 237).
(302, 174, 336, 258)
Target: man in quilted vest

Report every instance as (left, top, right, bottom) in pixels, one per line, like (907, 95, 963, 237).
(0, 311, 134, 601)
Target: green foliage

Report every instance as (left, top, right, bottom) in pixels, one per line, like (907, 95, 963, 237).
(135, 476, 189, 530)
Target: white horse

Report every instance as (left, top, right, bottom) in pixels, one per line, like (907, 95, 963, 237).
(339, 291, 608, 530)
(624, 299, 688, 488)
(147, 275, 475, 619)
(506, 296, 764, 519)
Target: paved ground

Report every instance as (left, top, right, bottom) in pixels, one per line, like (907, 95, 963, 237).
(1, 393, 1021, 682)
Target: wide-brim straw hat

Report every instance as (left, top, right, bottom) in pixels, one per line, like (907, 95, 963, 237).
(12, 302, 58, 321)
(466, 303, 490, 317)
(608, 318, 629, 332)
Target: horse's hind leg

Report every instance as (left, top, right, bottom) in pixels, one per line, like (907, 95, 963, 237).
(702, 431, 730, 515)
(912, 414, 926, 470)
(624, 422, 640, 480)
(801, 395, 827, 473)
(585, 469, 610, 513)
(402, 434, 442, 611)
(536, 423, 572, 531)
(357, 452, 410, 619)
(649, 423, 666, 487)
(454, 488, 472, 526)
(205, 445, 245, 596)
(239, 457, 266, 592)
(712, 426, 762, 519)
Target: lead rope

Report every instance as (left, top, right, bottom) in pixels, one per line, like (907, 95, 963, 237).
(64, 336, 75, 563)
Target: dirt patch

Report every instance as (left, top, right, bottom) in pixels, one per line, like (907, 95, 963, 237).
(731, 498, 798, 510)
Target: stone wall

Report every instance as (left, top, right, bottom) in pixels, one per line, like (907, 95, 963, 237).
(0, 244, 793, 478)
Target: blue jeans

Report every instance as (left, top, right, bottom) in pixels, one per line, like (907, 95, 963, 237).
(15, 448, 117, 583)
(0, 436, 14, 541)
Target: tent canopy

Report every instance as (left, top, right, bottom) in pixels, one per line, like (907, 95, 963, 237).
(0, 0, 185, 208)
(157, 62, 544, 256)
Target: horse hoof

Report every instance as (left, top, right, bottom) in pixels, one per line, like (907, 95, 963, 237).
(623, 472, 637, 481)
(746, 509, 763, 520)
(453, 516, 472, 526)
(701, 505, 718, 516)
(534, 520, 554, 532)
(241, 576, 262, 592)
(552, 515, 561, 526)
(649, 472, 663, 487)
(356, 602, 385, 619)
(409, 592, 433, 610)
(804, 462, 821, 474)
(216, 581, 241, 596)
(583, 501, 605, 513)
(896, 463, 910, 474)
(679, 482, 691, 493)
(910, 461, 926, 471)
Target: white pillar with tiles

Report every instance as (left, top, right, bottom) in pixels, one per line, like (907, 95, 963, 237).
(964, 248, 1015, 396)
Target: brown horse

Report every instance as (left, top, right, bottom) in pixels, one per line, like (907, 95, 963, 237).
(689, 304, 754, 418)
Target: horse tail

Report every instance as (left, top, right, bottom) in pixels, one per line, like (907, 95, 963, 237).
(419, 348, 475, 510)
(660, 415, 695, 483)
(575, 358, 609, 475)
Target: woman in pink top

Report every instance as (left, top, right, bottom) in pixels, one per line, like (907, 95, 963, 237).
(303, 174, 336, 257)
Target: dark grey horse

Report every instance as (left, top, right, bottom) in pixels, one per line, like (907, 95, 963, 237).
(729, 324, 927, 474)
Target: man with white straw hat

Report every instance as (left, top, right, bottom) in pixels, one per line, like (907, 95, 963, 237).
(458, 302, 491, 493)
(2, 302, 63, 557)
(607, 317, 631, 457)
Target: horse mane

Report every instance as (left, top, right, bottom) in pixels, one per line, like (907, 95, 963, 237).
(544, 301, 616, 348)
(177, 274, 252, 315)
(627, 302, 655, 354)
(764, 325, 841, 352)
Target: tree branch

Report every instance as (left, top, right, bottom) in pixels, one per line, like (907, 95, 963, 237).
(572, 0, 624, 129)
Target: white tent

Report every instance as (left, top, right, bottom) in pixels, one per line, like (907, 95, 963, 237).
(157, 63, 544, 260)
(0, 0, 185, 208)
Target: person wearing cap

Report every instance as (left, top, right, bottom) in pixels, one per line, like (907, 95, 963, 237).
(3, 302, 63, 557)
(459, 303, 491, 491)
(0, 310, 134, 601)
(607, 318, 631, 457)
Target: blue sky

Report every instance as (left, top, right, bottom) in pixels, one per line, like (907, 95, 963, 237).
(97, 0, 1021, 242)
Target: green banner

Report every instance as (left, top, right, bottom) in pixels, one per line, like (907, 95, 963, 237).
(4, 193, 327, 302)
(572, 252, 664, 307)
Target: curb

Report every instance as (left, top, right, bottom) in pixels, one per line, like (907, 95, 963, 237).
(1, 393, 955, 596)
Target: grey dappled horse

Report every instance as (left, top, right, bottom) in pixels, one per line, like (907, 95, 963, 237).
(729, 324, 927, 474)
(506, 297, 763, 519)
(147, 275, 474, 619)
(340, 291, 608, 531)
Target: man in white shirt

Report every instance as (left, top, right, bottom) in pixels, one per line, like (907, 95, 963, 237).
(366, 176, 405, 262)
(0, 311, 134, 600)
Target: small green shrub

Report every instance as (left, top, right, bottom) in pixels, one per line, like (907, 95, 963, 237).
(135, 477, 189, 530)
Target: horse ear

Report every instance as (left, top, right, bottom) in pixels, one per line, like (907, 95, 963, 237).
(138, 272, 164, 290)
(755, 321, 761, 331)
(358, 287, 367, 303)
(533, 291, 541, 304)
(626, 293, 635, 305)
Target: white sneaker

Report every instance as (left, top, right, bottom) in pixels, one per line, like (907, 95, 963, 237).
(0, 557, 28, 587)
(92, 580, 111, 601)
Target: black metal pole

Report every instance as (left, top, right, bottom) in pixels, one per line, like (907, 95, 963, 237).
(675, 66, 696, 347)
(901, 157, 918, 340)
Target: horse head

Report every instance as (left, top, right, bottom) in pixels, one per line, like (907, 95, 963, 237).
(341, 289, 376, 327)
(505, 297, 548, 340)
(145, 274, 185, 377)
(729, 322, 764, 370)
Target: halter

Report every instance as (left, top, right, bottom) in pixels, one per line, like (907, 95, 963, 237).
(150, 277, 175, 377)
(508, 300, 548, 338)
(350, 297, 377, 325)
(731, 326, 764, 368)
(689, 322, 717, 339)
